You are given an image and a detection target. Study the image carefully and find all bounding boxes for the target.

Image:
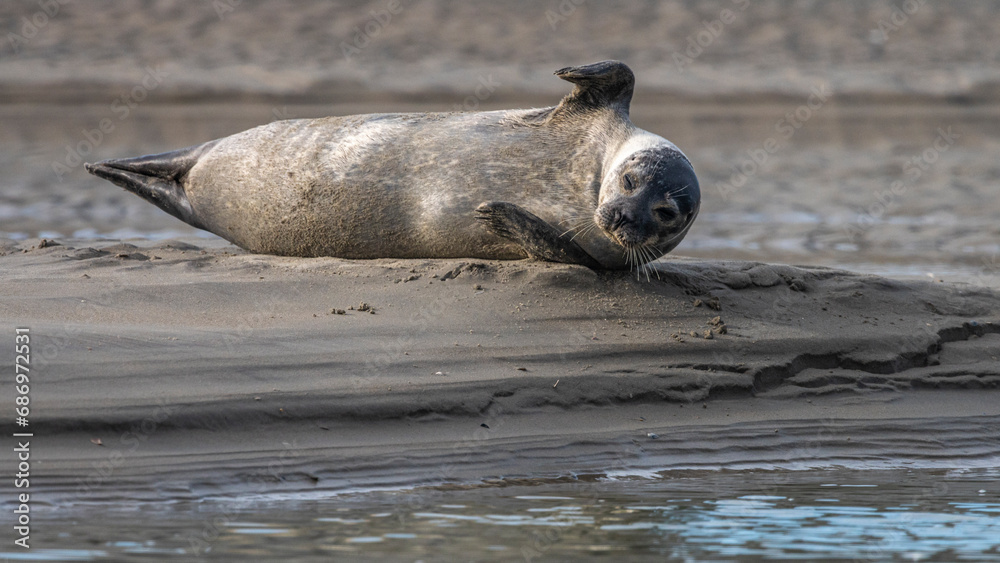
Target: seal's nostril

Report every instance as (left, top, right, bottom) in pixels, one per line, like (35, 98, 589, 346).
(611, 210, 626, 231)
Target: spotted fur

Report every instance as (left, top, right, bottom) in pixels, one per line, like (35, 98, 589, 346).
(86, 61, 700, 270)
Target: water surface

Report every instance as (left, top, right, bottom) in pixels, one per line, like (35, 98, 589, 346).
(7, 468, 999, 561)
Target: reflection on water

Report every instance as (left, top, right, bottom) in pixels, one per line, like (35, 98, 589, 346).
(6, 468, 998, 561)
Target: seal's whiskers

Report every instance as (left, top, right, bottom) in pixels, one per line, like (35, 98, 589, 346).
(560, 219, 599, 242)
(664, 184, 690, 199)
(638, 244, 661, 281)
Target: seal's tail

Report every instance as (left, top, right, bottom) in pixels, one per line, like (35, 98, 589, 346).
(84, 140, 219, 229)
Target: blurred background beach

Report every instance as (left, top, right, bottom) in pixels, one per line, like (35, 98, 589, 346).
(2, 0, 999, 285)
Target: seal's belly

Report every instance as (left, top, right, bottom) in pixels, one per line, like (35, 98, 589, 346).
(184, 114, 584, 259)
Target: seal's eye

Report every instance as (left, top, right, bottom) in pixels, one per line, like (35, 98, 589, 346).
(656, 208, 678, 223)
(622, 174, 635, 192)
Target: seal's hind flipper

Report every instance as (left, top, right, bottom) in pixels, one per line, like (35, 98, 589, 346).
(554, 60, 634, 115)
(475, 201, 602, 269)
(84, 140, 218, 230)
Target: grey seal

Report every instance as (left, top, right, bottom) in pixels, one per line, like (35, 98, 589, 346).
(85, 60, 700, 271)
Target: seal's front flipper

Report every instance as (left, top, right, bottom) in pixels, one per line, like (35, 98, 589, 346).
(554, 60, 634, 115)
(476, 201, 602, 269)
(84, 140, 218, 230)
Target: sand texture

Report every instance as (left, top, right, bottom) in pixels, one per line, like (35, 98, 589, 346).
(3, 238, 998, 503)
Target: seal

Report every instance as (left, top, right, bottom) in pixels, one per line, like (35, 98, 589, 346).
(85, 60, 699, 271)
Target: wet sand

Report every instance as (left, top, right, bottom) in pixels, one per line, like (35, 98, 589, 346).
(3, 237, 998, 504)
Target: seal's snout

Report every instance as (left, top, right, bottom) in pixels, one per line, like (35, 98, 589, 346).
(596, 203, 656, 248)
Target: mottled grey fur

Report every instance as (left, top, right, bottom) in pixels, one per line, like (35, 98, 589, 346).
(85, 61, 700, 270)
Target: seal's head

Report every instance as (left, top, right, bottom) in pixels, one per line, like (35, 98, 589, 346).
(595, 146, 700, 265)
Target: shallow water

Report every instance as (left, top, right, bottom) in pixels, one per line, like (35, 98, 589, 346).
(7, 468, 999, 561)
